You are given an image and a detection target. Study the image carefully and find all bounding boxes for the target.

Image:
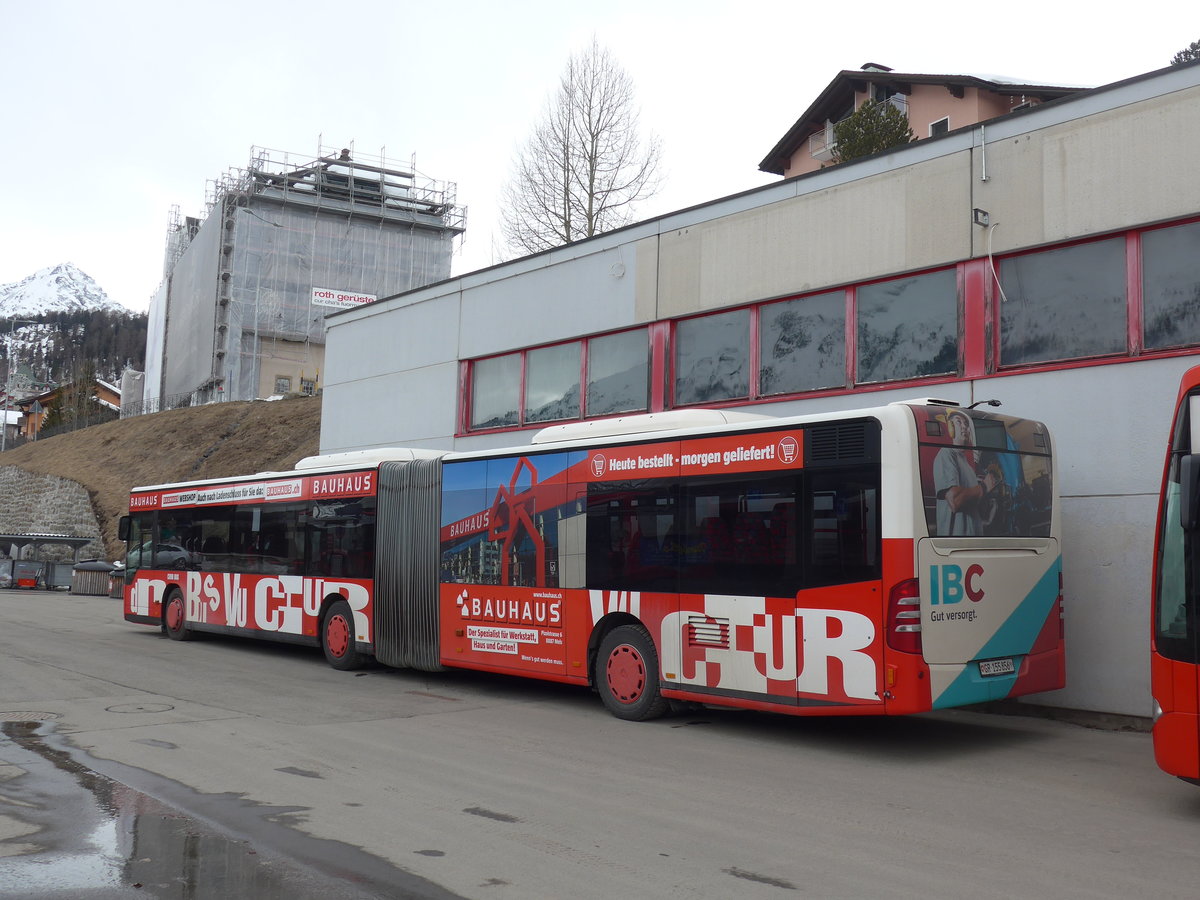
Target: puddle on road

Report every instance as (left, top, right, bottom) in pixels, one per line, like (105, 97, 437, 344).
(0, 721, 464, 899)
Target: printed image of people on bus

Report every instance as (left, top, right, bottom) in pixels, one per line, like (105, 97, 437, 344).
(914, 407, 1053, 538)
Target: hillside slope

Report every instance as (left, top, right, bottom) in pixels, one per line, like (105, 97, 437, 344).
(0, 396, 321, 559)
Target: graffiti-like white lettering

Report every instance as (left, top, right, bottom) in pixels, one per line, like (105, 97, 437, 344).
(132, 573, 371, 641)
(588, 590, 641, 624)
(659, 598, 880, 704)
(794, 609, 877, 700)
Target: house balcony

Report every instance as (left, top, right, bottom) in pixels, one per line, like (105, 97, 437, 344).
(809, 126, 837, 162)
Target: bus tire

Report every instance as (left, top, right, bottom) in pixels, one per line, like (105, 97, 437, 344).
(597, 624, 668, 721)
(322, 600, 365, 670)
(162, 589, 191, 641)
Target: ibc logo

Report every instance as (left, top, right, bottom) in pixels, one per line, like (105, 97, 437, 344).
(929, 563, 985, 605)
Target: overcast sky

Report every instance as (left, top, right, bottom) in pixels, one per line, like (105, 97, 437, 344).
(0, 0, 1191, 312)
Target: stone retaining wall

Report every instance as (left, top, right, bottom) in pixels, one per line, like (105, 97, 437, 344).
(0, 466, 106, 561)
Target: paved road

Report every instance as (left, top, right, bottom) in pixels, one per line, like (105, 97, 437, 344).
(1, 589, 1199, 899)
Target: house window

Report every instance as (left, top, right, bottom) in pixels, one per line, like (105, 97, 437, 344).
(470, 352, 521, 429)
(274, 376, 292, 394)
(856, 269, 957, 383)
(1142, 221, 1200, 350)
(300, 378, 316, 396)
(759, 290, 846, 395)
(930, 117, 950, 136)
(674, 309, 750, 405)
(872, 83, 901, 103)
(525, 342, 581, 423)
(587, 329, 649, 417)
(871, 84, 907, 114)
(999, 237, 1126, 366)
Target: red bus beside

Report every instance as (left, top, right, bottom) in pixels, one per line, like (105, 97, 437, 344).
(122, 400, 1064, 720)
(1152, 365, 1200, 781)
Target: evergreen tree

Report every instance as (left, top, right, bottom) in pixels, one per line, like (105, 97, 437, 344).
(1172, 40, 1200, 65)
(0, 311, 147, 386)
(831, 99, 915, 165)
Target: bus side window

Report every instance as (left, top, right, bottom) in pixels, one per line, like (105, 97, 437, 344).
(804, 467, 880, 587)
(321, 529, 349, 577)
(585, 484, 678, 591)
(732, 511, 769, 565)
(769, 503, 795, 565)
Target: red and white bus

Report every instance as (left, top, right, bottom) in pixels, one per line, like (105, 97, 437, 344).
(122, 399, 1064, 720)
(1152, 365, 1200, 781)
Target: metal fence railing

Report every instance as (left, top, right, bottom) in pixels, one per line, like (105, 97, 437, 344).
(120, 391, 206, 418)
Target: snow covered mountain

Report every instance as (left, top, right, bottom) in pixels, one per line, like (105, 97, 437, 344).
(0, 263, 128, 317)
(0, 264, 146, 386)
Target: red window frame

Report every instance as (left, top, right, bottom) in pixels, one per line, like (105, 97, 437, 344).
(459, 215, 1200, 436)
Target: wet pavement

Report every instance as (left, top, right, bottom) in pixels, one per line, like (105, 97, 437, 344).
(0, 720, 464, 899)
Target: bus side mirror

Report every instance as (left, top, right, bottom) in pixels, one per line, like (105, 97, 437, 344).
(118, 516, 130, 542)
(1181, 456, 1200, 531)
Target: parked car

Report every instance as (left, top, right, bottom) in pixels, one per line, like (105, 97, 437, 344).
(128, 541, 192, 570)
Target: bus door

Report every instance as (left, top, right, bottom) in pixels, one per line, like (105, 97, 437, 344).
(917, 537, 1061, 709)
(667, 472, 808, 706)
(667, 468, 886, 711)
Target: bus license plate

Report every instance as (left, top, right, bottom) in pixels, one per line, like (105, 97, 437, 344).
(979, 658, 1015, 677)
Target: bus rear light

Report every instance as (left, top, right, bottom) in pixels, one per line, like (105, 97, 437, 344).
(887, 578, 923, 655)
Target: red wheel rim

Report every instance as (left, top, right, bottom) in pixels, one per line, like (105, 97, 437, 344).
(166, 597, 184, 632)
(605, 643, 646, 704)
(326, 614, 350, 658)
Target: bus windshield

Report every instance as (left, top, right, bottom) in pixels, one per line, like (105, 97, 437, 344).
(912, 407, 1053, 538)
(1155, 392, 1197, 664)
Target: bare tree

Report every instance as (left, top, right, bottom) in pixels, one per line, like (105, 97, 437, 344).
(500, 39, 662, 257)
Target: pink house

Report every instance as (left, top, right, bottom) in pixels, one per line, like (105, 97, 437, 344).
(759, 63, 1085, 177)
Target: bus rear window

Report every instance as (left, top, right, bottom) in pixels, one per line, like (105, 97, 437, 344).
(912, 407, 1053, 538)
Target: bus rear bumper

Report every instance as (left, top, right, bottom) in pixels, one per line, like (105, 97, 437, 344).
(930, 647, 1064, 709)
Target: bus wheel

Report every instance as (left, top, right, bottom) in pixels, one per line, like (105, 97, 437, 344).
(322, 600, 365, 670)
(597, 624, 668, 721)
(162, 589, 191, 641)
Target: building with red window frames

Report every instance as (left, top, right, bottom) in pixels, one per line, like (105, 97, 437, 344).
(317, 60, 1200, 719)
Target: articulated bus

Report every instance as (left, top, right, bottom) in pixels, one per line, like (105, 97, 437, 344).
(122, 399, 1063, 720)
(1153, 365, 1200, 781)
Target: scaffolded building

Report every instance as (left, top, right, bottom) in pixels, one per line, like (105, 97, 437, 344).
(142, 144, 465, 409)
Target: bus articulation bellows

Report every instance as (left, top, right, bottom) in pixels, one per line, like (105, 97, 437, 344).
(121, 399, 1064, 720)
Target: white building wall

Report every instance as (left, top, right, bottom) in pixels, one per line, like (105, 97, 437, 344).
(459, 244, 642, 358)
(322, 241, 647, 453)
(320, 63, 1200, 716)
